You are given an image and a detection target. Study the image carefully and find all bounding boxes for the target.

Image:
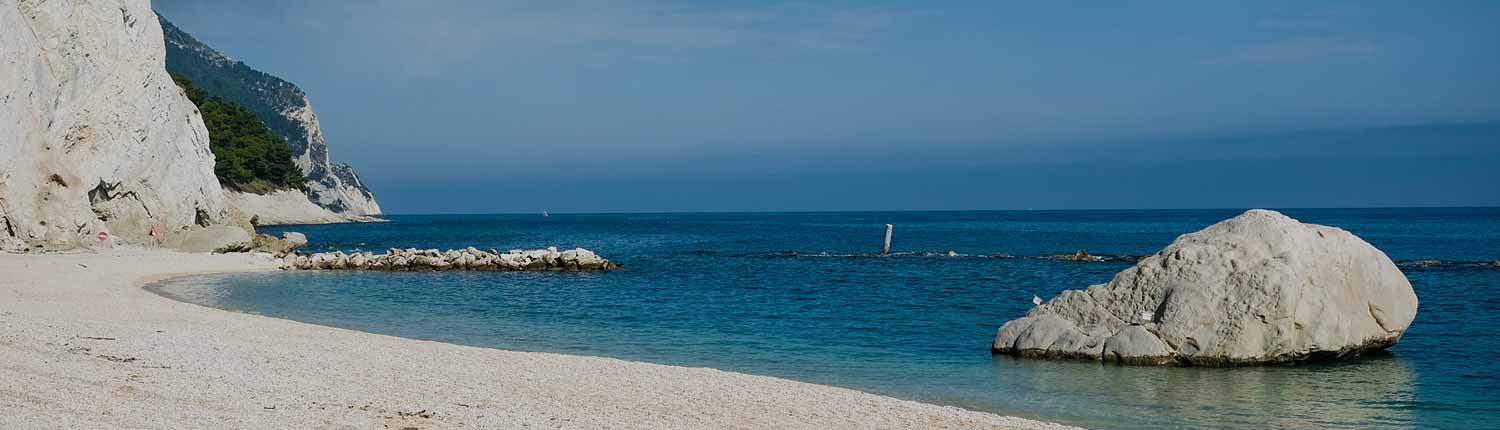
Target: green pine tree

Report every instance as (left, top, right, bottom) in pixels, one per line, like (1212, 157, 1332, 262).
(172, 74, 307, 193)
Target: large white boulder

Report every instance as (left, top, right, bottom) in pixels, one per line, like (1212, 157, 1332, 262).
(993, 210, 1419, 366)
(161, 225, 253, 254)
(1, 0, 232, 249)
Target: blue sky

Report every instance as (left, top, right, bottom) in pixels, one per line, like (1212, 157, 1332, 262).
(154, 0, 1500, 212)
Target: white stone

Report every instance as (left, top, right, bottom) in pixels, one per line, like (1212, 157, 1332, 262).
(281, 232, 308, 247)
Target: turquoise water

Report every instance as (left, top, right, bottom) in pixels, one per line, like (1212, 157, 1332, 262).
(149, 209, 1500, 429)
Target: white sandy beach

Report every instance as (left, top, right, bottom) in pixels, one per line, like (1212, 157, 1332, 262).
(0, 249, 1074, 429)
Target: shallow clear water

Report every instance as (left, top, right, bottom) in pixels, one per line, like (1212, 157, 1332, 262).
(149, 209, 1500, 429)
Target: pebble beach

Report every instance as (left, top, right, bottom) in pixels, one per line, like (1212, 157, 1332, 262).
(0, 248, 1072, 429)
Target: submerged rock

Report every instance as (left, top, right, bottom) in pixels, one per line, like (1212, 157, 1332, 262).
(1045, 250, 1105, 262)
(993, 209, 1418, 366)
(1399, 259, 1446, 267)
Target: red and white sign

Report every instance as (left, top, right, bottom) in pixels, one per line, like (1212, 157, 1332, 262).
(97, 231, 109, 242)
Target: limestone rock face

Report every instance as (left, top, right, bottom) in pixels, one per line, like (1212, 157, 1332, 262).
(993, 210, 1419, 366)
(159, 17, 382, 217)
(288, 102, 383, 216)
(0, 0, 235, 248)
(1, 236, 26, 253)
(226, 190, 377, 226)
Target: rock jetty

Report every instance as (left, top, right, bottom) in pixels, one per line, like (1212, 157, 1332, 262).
(283, 246, 618, 272)
(993, 209, 1419, 366)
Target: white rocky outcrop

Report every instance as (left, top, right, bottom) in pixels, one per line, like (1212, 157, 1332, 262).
(1, 0, 246, 250)
(282, 97, 383, 216)
(993, 210, 1418, 365)
(226, 190, 378, 226)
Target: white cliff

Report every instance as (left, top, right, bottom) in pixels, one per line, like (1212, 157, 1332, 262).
(992, 210, 1419, 365)
(1, 0, 247, 250)
(281, 96, 383, 216)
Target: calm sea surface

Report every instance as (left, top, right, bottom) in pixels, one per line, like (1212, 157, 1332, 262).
(148, 208, 1500, 429)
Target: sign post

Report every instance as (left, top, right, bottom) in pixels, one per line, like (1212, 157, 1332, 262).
(881, 224, 893, 255)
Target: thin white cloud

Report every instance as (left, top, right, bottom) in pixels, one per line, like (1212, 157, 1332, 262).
(154, 0, 926, 82)
(1254, 7, 1376, 32)
(334, 0, 912, 74)
(1202, 37, 1378, 66)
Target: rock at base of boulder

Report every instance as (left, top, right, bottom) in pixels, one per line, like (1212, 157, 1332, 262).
(992, 314, 1104, 360)
(1102, 326, 1176, 365)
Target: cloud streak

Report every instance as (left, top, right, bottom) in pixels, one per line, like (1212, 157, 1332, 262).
(1202, 37, 1378, 66)
(313, 0, 913, 76)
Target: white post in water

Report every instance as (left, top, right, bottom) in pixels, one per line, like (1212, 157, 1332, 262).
(882, 224, 893, 255)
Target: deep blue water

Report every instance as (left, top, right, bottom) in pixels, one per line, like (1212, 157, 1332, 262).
(149, 208, 1500, 429)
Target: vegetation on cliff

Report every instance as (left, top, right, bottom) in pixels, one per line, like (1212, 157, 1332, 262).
(160, 15, 382, 214)
(172, 73, 306, 193)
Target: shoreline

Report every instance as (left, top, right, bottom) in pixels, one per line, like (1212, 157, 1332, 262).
(0, 249, 1075, 429)
(253, 216, 388, 227)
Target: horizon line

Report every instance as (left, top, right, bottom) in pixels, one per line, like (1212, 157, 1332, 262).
(371, 205, 1500, 217)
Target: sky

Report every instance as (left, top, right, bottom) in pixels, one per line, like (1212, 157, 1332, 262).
(153, 0, 1500, 213)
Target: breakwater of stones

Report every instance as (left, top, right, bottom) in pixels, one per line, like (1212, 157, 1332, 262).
(281, 246, 618, 272)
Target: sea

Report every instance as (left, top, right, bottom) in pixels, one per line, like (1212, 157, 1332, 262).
(147, 208, 1500, 429)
